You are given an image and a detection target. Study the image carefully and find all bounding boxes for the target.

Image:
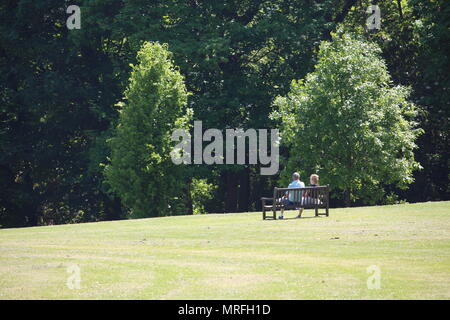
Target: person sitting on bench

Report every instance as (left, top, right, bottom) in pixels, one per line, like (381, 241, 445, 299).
(303, 174, 322, 205)
(279, 172, 305, 219)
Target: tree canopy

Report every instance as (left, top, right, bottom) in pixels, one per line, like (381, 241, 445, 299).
(0, 0, 448, 227)
(105, 42, 192, 217)
(272, 32, 422, 206)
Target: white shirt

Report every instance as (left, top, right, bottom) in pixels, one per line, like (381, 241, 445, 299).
(287, 180, 305, 202)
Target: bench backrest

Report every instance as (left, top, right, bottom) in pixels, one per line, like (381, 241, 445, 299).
(273, 185, 329, 208)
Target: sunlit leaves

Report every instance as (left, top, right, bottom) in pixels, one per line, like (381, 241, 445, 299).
(272, 33, 422, 205)
(105, 42, 192, 217)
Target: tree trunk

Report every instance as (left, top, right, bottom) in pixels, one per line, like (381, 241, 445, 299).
(344, 189, 352, 207)
(397, 0, 403, 20)
(237, 167, 250, 212)
(186, 179, 194, 215)
(104, 196, 123, 220)
(23, 170, 40, 226)
(225, 170, 238, 213)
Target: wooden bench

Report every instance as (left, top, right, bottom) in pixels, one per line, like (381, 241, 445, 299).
(261, 186, 330, 219)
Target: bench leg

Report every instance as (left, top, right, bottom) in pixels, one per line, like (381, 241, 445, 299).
(315, 206, 319, 217)
(262, 208, 266, 220)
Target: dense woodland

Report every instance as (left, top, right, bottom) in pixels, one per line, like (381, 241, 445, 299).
(1, 0, 448, 227)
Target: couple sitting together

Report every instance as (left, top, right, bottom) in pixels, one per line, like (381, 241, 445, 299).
(279, 172, 320, 219)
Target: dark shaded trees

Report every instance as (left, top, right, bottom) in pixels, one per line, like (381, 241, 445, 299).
(0, 1, 124, 226)
(1, 0, 448, 227)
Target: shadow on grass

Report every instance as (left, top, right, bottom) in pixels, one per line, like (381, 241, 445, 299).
(263, 215, 323, 221)
(283, 216, 323, 220)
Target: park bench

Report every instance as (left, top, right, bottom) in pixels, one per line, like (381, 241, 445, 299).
(261, 186, 330, 220)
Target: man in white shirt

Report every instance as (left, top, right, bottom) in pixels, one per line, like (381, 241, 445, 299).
(279, 172, 305, 219)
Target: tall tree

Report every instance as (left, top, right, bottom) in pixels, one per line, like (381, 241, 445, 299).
(105, 42, 192, 218)
(0, 1, 124, 226)
(101, 0, 358, 212)
(272, 32, 422, 206)
(341, 0, 450, 202)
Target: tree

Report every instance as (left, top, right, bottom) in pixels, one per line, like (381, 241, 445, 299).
(103, 0, 359, 213)
(341, 0, 450, 202)
(105, 42, 192, 218)
(1, 0, 361, 226)
(272, 32, 422, 206)
(0, 1, 124, 227)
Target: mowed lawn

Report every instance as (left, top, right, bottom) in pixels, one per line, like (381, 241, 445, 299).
(0, 202, 449, 299)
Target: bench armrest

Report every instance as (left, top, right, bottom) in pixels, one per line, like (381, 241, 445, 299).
(261, 197, 275, 209)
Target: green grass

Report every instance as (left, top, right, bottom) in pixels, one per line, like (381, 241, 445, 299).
(0, 201, 449, 299)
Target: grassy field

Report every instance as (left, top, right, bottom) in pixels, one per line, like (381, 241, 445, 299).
(0, 201, 449, 299)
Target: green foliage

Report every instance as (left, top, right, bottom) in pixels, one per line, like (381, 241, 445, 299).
(0, 0, 350, 226)
(341, 0, 450, 202)
(104, 0, 348, 213)
(1, 0, 448, 227)
(105, 42, 192, 218)
(272, 32, 422, 205)
(0, 1, 124, 227)
(191, 179, 217, 215)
